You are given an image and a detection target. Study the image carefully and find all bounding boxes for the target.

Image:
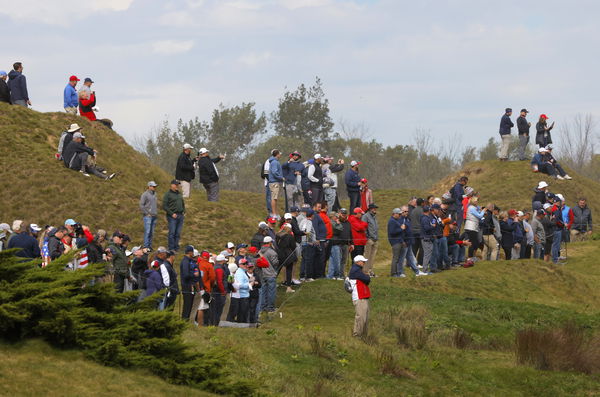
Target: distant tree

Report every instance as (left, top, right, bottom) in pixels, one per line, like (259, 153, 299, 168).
(271, 77, 334, 150)
(557, 114, 597, 172)
(461, 146, 478, 165)
(478, 138, 499, 161)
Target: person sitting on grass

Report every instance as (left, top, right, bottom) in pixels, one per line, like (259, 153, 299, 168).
(62, 132, 115, 180)
(544, 145, 572, 180)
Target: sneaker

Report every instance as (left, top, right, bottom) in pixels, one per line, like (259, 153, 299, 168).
(306, 278, 315, 282)
(564, 175, 572, 180)
(107, 173, 116, 180)
(292, 279, 302, 285)
(398, 274, 406, 278)
(80, 170, 90, 177)
(299, 278, 306, 282)
(417, 265, 423, 269)
(416, 271, 429, 276)
(556, 175, 564, 180)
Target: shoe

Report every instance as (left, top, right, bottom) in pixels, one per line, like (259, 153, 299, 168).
(107, 173, 116, 180)
(80, 170, 90, 177)
(416, 271, 429, 276)
(286, 287, 295, 293)
(556, 175, 564, 180)
(564, 175, 572, 180)
(417, 265, 423, 269)
(398, 274, 406, 278)
(306, 278, 315, 282)
(292, 279, 302, 285)
(299, 278, 305, 282)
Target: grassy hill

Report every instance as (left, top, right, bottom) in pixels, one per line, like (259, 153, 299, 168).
(2, 106, 600, 396)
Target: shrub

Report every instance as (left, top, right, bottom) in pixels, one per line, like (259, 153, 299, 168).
(0, 250, 256, 396)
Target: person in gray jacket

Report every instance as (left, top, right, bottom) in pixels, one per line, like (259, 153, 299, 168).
(530, 210, 546, 259)
(571, 198, 593, 241)
(259, 236, 279, 312)
(140, 181, 158, 250)
(362, 203, 379, 276)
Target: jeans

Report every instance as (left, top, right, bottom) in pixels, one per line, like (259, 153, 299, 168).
(551, 229, 562, 263)
(518, 134, 529, 160)
(261, 277, 277, 312)
(167, 214, 184, 251)
(142, 215, 157, 249)
(348, 191, 361, 212)
(327, 245, 342, 278)
(436, 237, 450, 269)
(448, 244, 466, 264)
(393, 244, 419, 275)
(533, 242, 544, 259)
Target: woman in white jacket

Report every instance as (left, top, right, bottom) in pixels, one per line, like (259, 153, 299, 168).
(464, 196, 487, 259)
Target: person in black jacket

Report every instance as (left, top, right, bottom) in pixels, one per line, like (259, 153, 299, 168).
(48, 226, 68, 260)
(0, 71, 10, 103)
(197, 147, 224, 202)
(498, 108, 514, 161)
(499, 212, 517, 260)
(62, 132, 114, 180)
(276, 223, 297, 291)
(175, 143, 197, 198)
(516, 108, 531, 161)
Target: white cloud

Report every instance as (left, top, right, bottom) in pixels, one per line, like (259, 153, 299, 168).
(159, 11, 195, 26)
(237, 51, 273, 67)
(279, 0, 331, 10)
(92, 0, 134, 11)
(152, 40, 195, 55)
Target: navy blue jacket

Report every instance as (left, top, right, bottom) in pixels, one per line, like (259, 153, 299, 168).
(401, 216, 414, 245)
(179, 256, 198, 288)
(345, 169, 361, 192)
(312, 214, 327, 241)
(349, 264, 370, 285)
(7, 70, 28, 102)
(282, 161, 305, 184)
(500, 219, 517, 248)
(144, 269, 164, 296)
(499, 114, 514, 135)
(387, 216, 403, 246)
(7, 233, 40, 258)
(512, 221, 524, 243)
(451, 182, 464, 211)
(420, 214, 436, 240)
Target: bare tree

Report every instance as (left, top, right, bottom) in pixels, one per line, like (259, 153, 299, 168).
(338, 118, 373, 141)
(557, 114, 597, 171)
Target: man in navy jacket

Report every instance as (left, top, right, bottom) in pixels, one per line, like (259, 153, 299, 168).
(7, 62, 30, 107)
(498, 108, 514, 161)
(450, 176, 468, 229)
(345, 160, 362, 211)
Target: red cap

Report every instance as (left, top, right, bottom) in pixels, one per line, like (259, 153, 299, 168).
(267, 217, 277, 224)
(540, 114, 548, 119)
(69, 75, 80, 81)
(353, 207, 364, 214)
(508, 209, 517, 216)
(249, 246, 258, 254)
(201, 251, 210, 259)
(360, 178, 368, 183)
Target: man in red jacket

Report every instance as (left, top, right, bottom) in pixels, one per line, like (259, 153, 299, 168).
(349, 255, 371, 337)
(348, 207, 368, 256)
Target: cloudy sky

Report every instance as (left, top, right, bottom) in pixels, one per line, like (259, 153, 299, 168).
(1, 0, 599, 149)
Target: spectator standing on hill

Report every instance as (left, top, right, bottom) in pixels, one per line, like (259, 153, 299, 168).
(282, 151, 304, 210)
(259, 236, 279, 313)
(8, 62, 30, 107)
(531, 210, 546, 259)
(359, 179, 373, 213)
(107, 231, 129, 293)
(176, 143, 196, 198)
(228, 258, 251, 323)
(197, 147, 224, 202)
(8, 223, 41, 259)
(535, 114, 554, 148)
(307, 154, 325, 205)
(180, 246, 200, 320)
(144, 261, 164, 299)
(516, 109, 531, 161)
(481, 204, 500, 261)
(140, 181, 158, 250)
(276, 223, 297, 292)
(345, 160, 362, 211)
(0, 71, 10, 103)
(163, 180, 185, 252)
(349, 207, 368, 257)
(268, 150, 284, 217)
(521, 210, 534, 259)
(349, 255, 371, 338)
(450, 177, 468, 229)
(464, 197, 486, 259)
(47, 226, 67, 260)
(572, 198, 593, 241)
(323, 156, 344, 211)
(78, 77, 93, 96)
(420, 205, 438, 273)
(532, 181, 549, 210)
(410, 198, 425, 266)
(300, 209, 317, 281)
(498, 108, 514, 161)
(63, 75, 79, 114)
(363, 203, 379, 277)
(499, 211, 517, 260)
(211, 254, 230, 325)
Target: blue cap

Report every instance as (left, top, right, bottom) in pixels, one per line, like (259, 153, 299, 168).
(431, 204, 441, 210)
(84, 77, 94, 83)
(236, 243, 248, 249)
(0, 71, 6, 77)
(290, 206, 300, 212)
(65, 219, 76, 226)
(422, 205, 431, 212)
(184, 245, 195, 253)
(306, 209, 315, 216)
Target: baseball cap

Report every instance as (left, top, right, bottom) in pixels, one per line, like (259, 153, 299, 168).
(556, 193, 565, 202)
(353, 207, 364, 214)
(538, 147, 547, 153)
(125, 250, 133, 257)
(112, 230, 124, 238)
(147, 181, 158, 187)
(350, 160, 361, 167)
(248, 246, 258, 254)
(192, 249, 199, 257)
(64, 219, 77, 226)
(537, 181, 549, 189)
(368, 203, 379, 209)
(505, 108, 512, 112)
(283, 213, 293, 220)
(422, 205, 431, 212)
(29, 224, 42, 233)
(0, 223, 12, 233)
(226, 242, 235, 249)
(12, 220, 24, 231)
(263, 236, 273, 244)
(198, 147, 209, 154)
(306, 209, 315, 216)
(170, 179, 180, 185)
(314, 154, 322, 160)
(216, 254, 227, 261)
(151, 260, 160, 267)
(290, 151, 301, 158)
(360, 178, 368, 183)
(183, 143, 193, 150)
(431, 204, 441, 210)
(69, 75, 80, 81)
(156, 246, 168, 253)
(236, 243, 248, 249)
(84, 77, 94, 83)
(267, 217, 277, 224)
(238, 258, 248, 265)
(72, 132, 85, 139)
(516, 211, 524, 217)
(201, 251, 210, 259)
(540, 114, 549, 119)
(520, 108, 529, 113)
(339, 208, 348, 214)
(0, 71, 7, 77)
(282, 223, 292, 229)
(543, 203, 552, 210)
(290, 206, 300, 212)
(184, 245, 195, 253)
(392, 208, 402, 214)
(67, 123, 81, 132)
(508, 209, 517, 216)
(131, 245, 142, 253)
(546, 145, 553, 150)
(354, 255, 368, 262)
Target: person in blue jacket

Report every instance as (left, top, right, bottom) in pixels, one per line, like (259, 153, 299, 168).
(7, 62, 30, 107)
(345, 160, 362, 211)
(420, 206, 439, 273)
(63, 75, 80, 114)
(498, 108, 514, 161)
(144, 261, 165, 298)
(450, 176, 468, 229)
(268, 150, 284, 217)
(281, 151, 304, 210)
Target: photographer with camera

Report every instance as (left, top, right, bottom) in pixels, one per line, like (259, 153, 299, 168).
(105, 231, 130, 293)
(197, 147, 225, 202)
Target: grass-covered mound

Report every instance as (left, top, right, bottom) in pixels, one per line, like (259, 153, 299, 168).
(0, 250, 255, 396)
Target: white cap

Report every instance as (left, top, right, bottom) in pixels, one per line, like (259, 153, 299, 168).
(216, 254, 227, 261)
(314, 154, 322, 160)
(263, 236, 273, 243)
(183, 143, 193, 150)
(258, 221, 268, 229)
(354, 255, 368, 262)
(29, 223, 42, 232)
(556, 193, 565, 202)
(543, 203, 552, 210)
(67, 123, 81, 132)
(537, 181, 549, 189)
(147, 181, 158, 187)
(538, 147, 547, 153)
(516, 211, 524, 217)
(199, 147, 209, 154)
(283, 213, 293, 220)
(125, 250, 133, 256)
(193, 249, 199, 257)
(350, 160, 361, 167)
(73, 132, 85, 139)
(226, 242, 235, 249)
(0, 223, 12, 233)
(131, 246, 141, 253)
(282, 223, 292, 229)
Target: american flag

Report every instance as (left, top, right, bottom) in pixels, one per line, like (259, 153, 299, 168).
(76, 249, 89, 269)
(41, 238, 50, 268)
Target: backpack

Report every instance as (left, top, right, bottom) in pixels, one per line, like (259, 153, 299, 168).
(344, 277, 353, 293)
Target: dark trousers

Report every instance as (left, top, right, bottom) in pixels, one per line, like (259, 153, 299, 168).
(310, 185, 323, 206)
(181, 285, 193, 320)
(313, 242, 325, 278)
(302, 244, 317, 279)
(248, 295, 259, 323)
(317, 241, 329, 278)
(503, 246, 512, 260)
(520, 243, 532, 259)
(114, 272, 127, 293)
(348, 191, 361, 211)
(353, 245, 365, 257)
(412, 234, 423, 265)
(227, 297, 249, 323)
(285, 261, 295, 285)
(164, 289, 178, 309)
(210, 293, 226, 326)
(466, 230, 479, 257)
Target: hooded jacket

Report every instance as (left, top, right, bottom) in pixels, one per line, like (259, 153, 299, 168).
(0, 78, 10, 103)
(7, 70, 28, 102)
(144, 269, 164, 296)
(348, 214, 368, 246)
(268, 156, 284, 184)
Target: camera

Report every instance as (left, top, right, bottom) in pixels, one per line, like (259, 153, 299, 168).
(73, 222, 84, 236)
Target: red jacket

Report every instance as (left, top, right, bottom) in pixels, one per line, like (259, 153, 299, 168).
(197, 258, 216, 293)
(348, 214, 368, 246)
(79, 93, 97, 121)
(319, 211, 333, 239)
